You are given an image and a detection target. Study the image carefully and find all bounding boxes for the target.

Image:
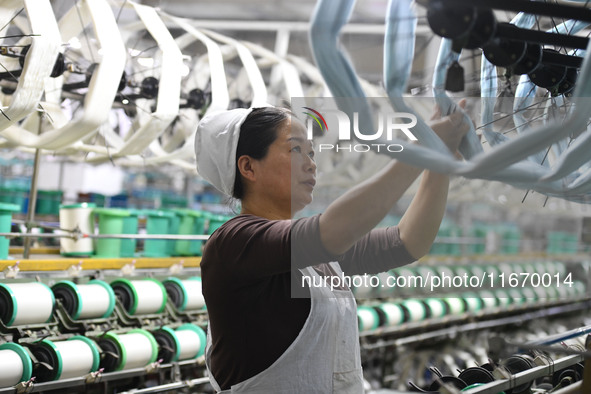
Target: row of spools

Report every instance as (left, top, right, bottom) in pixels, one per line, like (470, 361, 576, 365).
(357, 281, 587, 331)
(0, 324, 206, 387)
(0, 277, 207, 388)
(353, 261, 572, 298)
(0, 277, 204, 326)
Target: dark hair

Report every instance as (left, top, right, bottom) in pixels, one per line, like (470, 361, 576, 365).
(233, 107, 290, 199)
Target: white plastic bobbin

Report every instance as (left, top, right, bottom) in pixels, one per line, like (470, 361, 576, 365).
(99, 330, 158, 371)
(356, 306, 379, 331)
(0, 282, 55, 326)
(377, 302, 404, 326)
(52, 280, 116, 320)
(162, 277, 205, 311)
(110, 278, 168, 315)
(0, 343, 33, 387)
(53, 337, 100, 380)
(400, 299, 426, 322)
(175, 323, 206, 360)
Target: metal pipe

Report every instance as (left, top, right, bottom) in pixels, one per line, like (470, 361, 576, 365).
(23, 145, 42, 259)
(496, 22, 589, 50)
(527, 324, 591, 346)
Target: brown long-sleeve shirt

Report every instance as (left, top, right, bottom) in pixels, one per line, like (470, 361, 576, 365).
(201, 214, 414, 390)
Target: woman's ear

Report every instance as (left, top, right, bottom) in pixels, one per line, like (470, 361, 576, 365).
(237, 155, 257, 182)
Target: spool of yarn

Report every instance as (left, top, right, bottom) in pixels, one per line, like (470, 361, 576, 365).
(462, 293, 483, 313)
(59, 203, 96, 256)
(520, 287, 537, 304)
(98, 329, 158, 371)
(508, 288, 525, 305)
(110, 278, 167, 315)
(175, 324, 206, 360)
(478, 290, 499, 310)
(29, 339, 62, 382)
(400, 299, 427, 322)
(52, 337, 100, 380)
(423, 298, 447, 318)
(442, 297, 466, 316)
(0, 282, 54, 326)
(162, 277, 205, 311)
(494, 289, 512, 307)
(357, 306, 379, 331)
(52, 280, 115, 320)
(0, 343, 33, 387)
(376, 302, 404, 326)
(151, 326, 181, 363)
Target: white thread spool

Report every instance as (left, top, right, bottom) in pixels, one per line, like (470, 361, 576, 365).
(400, 299, 426, 322)
(175, 324, 206, 360)
(0, 282, 54, 326)
(52, 280, 115, 320)
(53, 337, 100, 380)
(377, 303, 403, 326)
(59, 203, 95, 255)
(495, 289, 511, 307)
(463, 293, 483, 313)
(356, 306, 379, 331)
(377, 303, 404, 326)
(442, 297, 465, 315)
(162, 277, 205, 311)
(110, 278, 167, 315)
(99, 330, 158, 371)
(0, 343, 32, 387)
(423, 298, 447, 318)
(521, 287, 537, 304)
(478, 290, 498, 310)
(151, 327, 181, 363)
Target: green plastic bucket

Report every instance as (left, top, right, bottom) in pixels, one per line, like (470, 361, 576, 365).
(93, 208, 130, 258)
(0, 202, 20, 259)
(165, 210, 182, 256)
(173, 210, 205, 256)
(144, 210, 175, 257)
(189, 211, 207, 256)
(120, 209, 140, 257)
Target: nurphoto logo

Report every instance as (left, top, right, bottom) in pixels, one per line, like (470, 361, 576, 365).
(302, 107, 418, 153)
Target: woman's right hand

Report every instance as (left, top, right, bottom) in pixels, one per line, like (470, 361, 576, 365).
(427, 99, 472, 154)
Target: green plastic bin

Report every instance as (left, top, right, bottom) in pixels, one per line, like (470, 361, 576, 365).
(144, 210, 175, 257)
(0, 202, 20, 259)
(189, 211, 207, 256)
(120, 209, 140, 257)
(165, 210, 182, 256)
(93, 208, 130, 258)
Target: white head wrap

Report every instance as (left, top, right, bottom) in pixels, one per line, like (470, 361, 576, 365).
(194, 108, 254, 196)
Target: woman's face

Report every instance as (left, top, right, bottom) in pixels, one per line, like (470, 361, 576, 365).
(253, 116, 316, 216)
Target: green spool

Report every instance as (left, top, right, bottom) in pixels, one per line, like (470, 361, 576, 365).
(0, 342, 33, 384)
(176, 323, 207, 358)
(68, 336, 100, 373)
(152, 326, 181, 362)
(93, 208, 130, 258)
(0, 202, 20, 259)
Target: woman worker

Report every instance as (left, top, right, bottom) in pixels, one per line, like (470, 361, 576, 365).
(195, 103, 470, 393)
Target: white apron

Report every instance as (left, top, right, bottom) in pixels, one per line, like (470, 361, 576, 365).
(205, 262, 364, 393)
